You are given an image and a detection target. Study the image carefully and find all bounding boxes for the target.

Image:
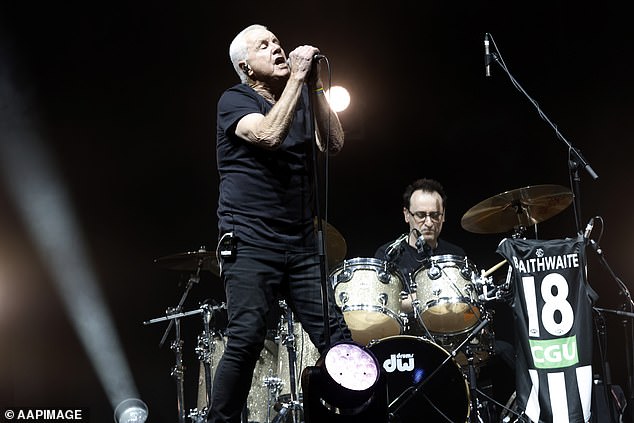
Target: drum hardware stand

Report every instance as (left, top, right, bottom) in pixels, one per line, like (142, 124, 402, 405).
(262, 369, 283, 423)
(143, 301, 225, 423)
(464, 348, 482, 422)
(144, 307, 202, 423)
(188, 302, 227, 423)
(273, 300, 304, 423)
(388, 318, 490, 422)
(410, 298, 435, 341)
(149, 254, 204, 423)
(464, 344, 506, 423)
(588, 233, 634, 422)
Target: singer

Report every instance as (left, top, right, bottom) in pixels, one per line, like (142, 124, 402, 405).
(209, 24, 350, 423)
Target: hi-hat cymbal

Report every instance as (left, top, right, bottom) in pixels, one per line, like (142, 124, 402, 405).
(461, 184, 573, 234)
(154, 247, 219, 274)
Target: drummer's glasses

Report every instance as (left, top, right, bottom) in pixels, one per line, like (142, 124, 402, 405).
(408, 210, 443, 223)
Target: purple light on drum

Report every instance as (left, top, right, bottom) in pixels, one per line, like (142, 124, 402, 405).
(324, 343, 379, 391)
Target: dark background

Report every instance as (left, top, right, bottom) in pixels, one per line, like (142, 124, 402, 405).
(1, 1, 633, 421)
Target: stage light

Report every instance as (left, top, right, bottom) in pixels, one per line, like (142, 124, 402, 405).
(301, 341, 387, 423)
(113, 398, 149, 423)
(1, 42, 139, 415)
(325, 86, 350, 112)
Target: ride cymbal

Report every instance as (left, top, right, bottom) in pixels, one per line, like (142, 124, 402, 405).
(461, 184, 573, 234)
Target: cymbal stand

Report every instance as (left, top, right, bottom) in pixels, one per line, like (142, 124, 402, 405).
(152, 260, 203, 423)
(273, 300, 303, 423)
(464, 347, 481, 422)
(144, 307, 204, 423)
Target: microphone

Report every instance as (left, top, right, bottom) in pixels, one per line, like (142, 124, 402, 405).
(484, 33, 491, 77)
(385, 233, 408, 262)
(414, 229, 429, 255)
(286, 54, 326, 67)
(583, 217, 595, 240)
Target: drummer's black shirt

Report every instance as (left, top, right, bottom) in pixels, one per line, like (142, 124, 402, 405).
(374, 237, 466, 289)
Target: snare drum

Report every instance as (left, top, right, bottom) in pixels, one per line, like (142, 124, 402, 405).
(368, 335, 470, 422)
(413, 255, 481, 334)
(330, 257, 406, 345)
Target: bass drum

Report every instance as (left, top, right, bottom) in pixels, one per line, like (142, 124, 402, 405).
(368, 335, 470, 423)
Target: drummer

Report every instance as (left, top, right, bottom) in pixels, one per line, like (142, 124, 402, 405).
(374, 177, 465, 301)
(375, 177, 517, 407)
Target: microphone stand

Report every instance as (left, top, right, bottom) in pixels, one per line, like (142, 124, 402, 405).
(486, 33, 599, 233)
(307, 58, 334, 349)
(589, 239, 634, 422)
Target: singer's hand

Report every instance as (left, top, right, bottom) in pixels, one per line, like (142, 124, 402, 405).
(287, 45, 321, 82)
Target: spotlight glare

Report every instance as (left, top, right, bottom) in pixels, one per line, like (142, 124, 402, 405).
(114, 398, 149, 423)
(325, 86, 350, 112)
(324, 343, 378, 390)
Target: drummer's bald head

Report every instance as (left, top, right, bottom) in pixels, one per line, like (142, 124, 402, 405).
(403, 178, 447, 209)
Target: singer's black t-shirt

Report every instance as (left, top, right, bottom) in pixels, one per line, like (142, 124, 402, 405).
(374, 238, 466, 288)
(216, 83, 316, 250)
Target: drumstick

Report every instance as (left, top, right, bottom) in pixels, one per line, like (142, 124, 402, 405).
(481, 259, 508, 278)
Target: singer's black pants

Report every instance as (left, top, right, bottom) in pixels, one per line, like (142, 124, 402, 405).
(207, 240, 351, 423)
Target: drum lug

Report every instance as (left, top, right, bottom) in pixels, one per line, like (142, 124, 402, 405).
(336, 269, 353, 284)
(460, 266, 474, 280)
(338, 291, 349, 305)
(377, 269, 391, 284)
(378, 293, 388, 306)
(427, 264, 442, 280)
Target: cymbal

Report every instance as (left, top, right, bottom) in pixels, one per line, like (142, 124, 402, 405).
(317, 218, 347, 268)
(154, 247, 220, 274)
(461, 184, 573, 234)
(154, 220, 347, 275)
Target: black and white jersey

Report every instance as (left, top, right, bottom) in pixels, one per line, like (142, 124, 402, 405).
(497, 236, 593, 423)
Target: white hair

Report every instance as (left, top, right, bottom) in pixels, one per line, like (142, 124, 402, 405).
(229, 24, 268, 83)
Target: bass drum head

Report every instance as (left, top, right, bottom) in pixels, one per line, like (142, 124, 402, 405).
(368, 335, 470, 423)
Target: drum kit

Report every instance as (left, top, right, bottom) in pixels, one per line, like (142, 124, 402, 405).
(146, 184, 573, 423)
